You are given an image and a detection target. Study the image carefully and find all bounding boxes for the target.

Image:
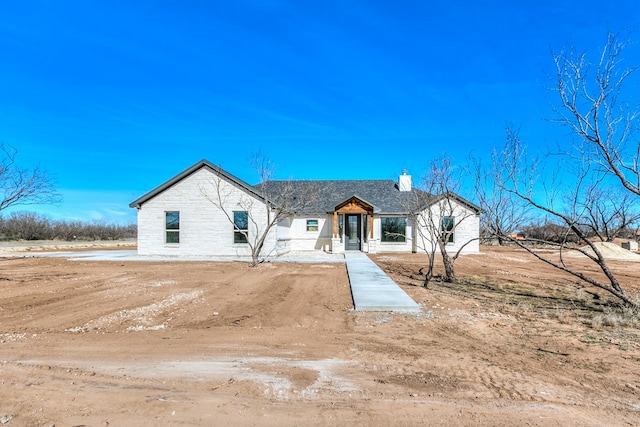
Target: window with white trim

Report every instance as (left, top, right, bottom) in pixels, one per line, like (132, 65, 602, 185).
(306, 219, 319, 232)
(165, 211, 180, 243)
(441, 216, 455, 243)
(381, 217, 406, 242)
(233, 211, 248, 243)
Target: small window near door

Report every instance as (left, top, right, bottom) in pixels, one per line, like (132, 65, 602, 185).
(165, 211, 180, 244)
(233, 211, 248, 243)
(441, 216, 455, 243)
(381, 217, 406, 242)
(363, 214, 368, 242)
(306, 219, 319, 232)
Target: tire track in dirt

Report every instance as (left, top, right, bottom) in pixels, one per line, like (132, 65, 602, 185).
(348, 311, 591, 406)
(67, 290, 205, 332)
(0, 259, 233, 333)
(1, 249, 639, 426)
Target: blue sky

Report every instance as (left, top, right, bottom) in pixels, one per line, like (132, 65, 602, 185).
(1, 1, 639, 224)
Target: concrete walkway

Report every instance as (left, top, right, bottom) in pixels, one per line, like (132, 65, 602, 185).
(344, 252, 420, 312)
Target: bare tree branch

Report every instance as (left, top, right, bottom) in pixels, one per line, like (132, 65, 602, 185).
(484, 126, 638, 310)
(550, 32, 640, 196)
(407, 157, 479, 286)
(201, 154, 317, 267)
(469, 138, 532, 244)
(0, 144, 60, 212)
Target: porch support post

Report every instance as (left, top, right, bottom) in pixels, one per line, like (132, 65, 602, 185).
(331, 211, 342, 253)
(369, 215, 374, 238)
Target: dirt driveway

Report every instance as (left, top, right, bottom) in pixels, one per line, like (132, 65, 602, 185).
(0, 246, 639, 426)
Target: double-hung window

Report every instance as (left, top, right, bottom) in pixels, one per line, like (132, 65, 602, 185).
(381, 217, 406, 242)
(233, 211, 248, 243)
(165, 211, 180, 243)
(441, 216, 455, 243)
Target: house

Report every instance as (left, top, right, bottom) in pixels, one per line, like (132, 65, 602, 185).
(129, 159, 481, 257)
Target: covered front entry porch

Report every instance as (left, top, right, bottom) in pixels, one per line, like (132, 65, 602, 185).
(330, 196, 378, 254)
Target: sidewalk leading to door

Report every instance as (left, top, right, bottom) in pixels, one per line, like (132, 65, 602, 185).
(344, 252, 421, 312)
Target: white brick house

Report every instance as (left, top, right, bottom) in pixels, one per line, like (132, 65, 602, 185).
(129, 160, 481, 257)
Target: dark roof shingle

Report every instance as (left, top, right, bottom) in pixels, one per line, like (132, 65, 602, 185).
(255, 179, 432, 214)
(130, 159, 481, 215)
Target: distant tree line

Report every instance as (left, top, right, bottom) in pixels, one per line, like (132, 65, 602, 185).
(0, 211, 137, 241)
(481, 221, 639, 246)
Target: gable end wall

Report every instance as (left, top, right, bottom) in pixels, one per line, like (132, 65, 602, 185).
(136, 168, 278, 257)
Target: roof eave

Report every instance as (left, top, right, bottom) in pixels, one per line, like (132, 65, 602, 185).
(129, 159, 265, 209)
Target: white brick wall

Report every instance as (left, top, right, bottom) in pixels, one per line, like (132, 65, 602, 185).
(136, 168, 278, 257)
(414, 201, 480, 255)
(135, 168, 480, 256)
(285, 215, 333, 251)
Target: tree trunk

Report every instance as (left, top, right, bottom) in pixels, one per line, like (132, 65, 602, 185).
(438, 240, 456, 282)
(442, 253, 456, 282)
(249, 232, 268, 267)
(422, 253, 435, 288)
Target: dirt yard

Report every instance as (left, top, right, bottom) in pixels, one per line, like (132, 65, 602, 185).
(0, 245, 639, 426)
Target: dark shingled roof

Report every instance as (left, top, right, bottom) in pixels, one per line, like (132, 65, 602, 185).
(255, 179, 433, 215)
(129, 159, 481, 215)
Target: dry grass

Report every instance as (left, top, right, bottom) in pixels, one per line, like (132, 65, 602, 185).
(591, 305, 640, 329)
(370, 250, 640, 354)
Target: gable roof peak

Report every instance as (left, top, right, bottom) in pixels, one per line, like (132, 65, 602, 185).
(129, 159, 261, 209)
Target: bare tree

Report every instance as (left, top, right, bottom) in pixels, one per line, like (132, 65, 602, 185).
(469, 143, 531, 245)
(476, 32, 640, 311)
(202, 153, 316, 267)
(551, 32, 640, 196)
(487, 127, 639, 310)
(0, 144, 59, 211)
(576, 184, 640, 241)
(522, 219, 580, 244)
(408, 157, 480, 286)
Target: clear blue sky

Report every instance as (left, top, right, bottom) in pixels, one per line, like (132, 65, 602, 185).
(1, 1, 639, 224)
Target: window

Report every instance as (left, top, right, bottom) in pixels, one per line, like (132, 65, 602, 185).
(165, 211, 180, 244)
(381, 217, 406, 242)
(306, 219, 319, 232)
(233, 211, 248, 243)
(363, 214, 368, 243)
(441, 216, 455, 243)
